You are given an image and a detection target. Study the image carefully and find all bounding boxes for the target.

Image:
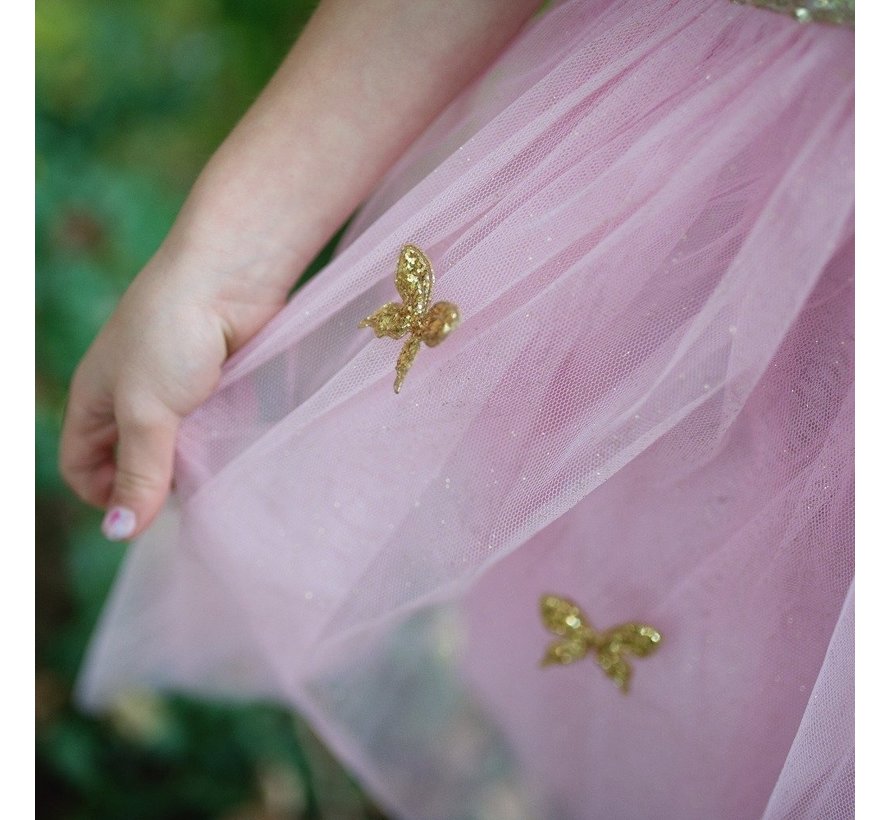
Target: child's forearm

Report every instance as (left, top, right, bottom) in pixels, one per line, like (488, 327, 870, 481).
(168, 0, 540, 342)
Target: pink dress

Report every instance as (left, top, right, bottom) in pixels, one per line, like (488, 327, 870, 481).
(78, 1, 854, 817)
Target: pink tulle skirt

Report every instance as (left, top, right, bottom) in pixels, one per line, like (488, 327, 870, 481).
(78, 1, 854, 817)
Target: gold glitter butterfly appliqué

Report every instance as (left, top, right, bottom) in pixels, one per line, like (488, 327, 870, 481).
(359, 244, 460, 393)
(539, 594, 662, 694)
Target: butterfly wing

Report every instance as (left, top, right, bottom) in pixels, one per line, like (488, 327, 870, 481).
(358, 302, 412, 339)
(541, 637, 590, 666)
(419, 301, 461, 347)
(396, 244, 434, 317)
(539, 594, 597, 666)
(540, 594, 593, 636)
(393, 336, 422, 394)
(596, 650, 633, 693)
(602, 623, 662, 657)
(597, 623, 662, 693)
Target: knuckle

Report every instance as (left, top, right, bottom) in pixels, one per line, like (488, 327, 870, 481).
(115, 394, 170, 434)
(115, 402, 154, 431)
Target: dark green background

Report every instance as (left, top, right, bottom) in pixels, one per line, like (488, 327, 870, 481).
(36, 1, 379, 816)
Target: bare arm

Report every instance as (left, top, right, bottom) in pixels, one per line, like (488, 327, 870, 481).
(183, 0, 543, 346)
(60, 0, 541, 540)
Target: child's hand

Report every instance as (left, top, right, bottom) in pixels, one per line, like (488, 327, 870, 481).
(59, 235, 287, 541)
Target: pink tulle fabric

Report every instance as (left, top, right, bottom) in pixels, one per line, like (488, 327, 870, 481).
(77, 1, 854, 817)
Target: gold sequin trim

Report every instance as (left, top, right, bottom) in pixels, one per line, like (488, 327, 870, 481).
(731, 0, 854, 26)
(539, 595, 662, 694)
(359, 245, 461, 393)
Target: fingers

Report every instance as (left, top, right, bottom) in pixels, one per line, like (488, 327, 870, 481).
(59, 379, 181, 542)
(58, 278, 229, 542)
(59, 381, 119, 509)
(101, 398, 180, 541)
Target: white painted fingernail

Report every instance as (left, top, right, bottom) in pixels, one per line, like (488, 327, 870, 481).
(102, 506, 136, 541)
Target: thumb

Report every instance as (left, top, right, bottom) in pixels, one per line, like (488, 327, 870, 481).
(101, 402, 179, 541)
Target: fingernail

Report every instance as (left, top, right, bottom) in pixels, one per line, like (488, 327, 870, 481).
(102, 506, 136, 541)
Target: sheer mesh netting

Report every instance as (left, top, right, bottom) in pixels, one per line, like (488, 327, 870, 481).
(77, 1, 854, 817)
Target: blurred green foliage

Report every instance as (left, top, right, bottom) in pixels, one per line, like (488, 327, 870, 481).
(36, 1, 379, 816)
